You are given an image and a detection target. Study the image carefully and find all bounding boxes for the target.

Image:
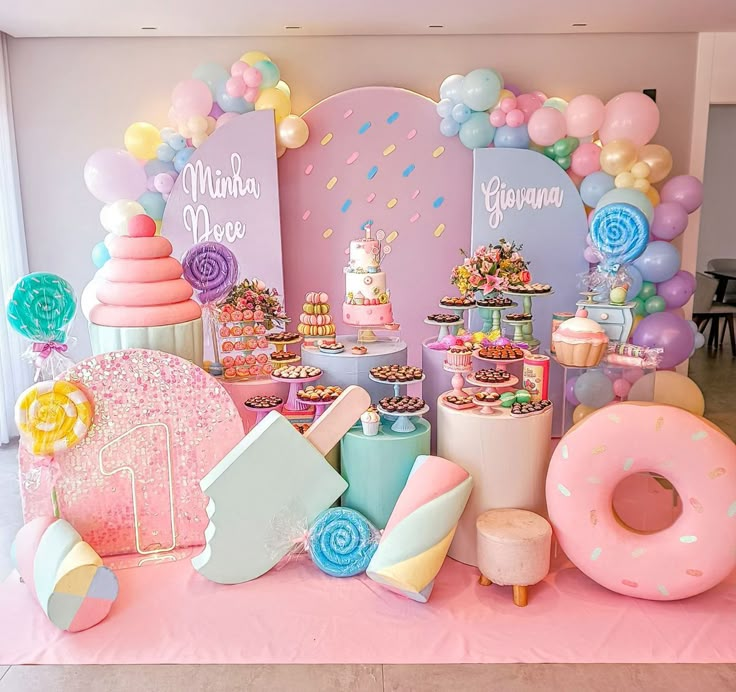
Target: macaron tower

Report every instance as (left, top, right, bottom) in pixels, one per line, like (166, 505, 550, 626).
(88, 218, 204, 365)
(298, 291, 336, 346)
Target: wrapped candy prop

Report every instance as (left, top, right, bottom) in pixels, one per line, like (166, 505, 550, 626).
(6, 272, 77, 380)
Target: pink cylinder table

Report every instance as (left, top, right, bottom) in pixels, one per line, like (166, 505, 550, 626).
(221, 379, 290, 433)
(437, 394, 553, 566)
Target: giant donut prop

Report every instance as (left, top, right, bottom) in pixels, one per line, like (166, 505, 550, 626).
(547, 402, 736, 600)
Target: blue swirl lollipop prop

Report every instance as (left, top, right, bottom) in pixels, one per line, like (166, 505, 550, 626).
(589, 202, 649, 267)
(308, 508, 378, 578)
(6, 273, 77, 344)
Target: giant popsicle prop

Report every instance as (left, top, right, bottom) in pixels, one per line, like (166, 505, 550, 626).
(193, 385, 371, 584)
(367, 455, 473, 602)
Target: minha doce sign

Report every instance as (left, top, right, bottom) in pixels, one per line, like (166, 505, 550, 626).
(163, 109, 284, 293)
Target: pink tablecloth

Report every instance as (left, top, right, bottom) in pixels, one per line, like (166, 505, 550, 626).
(2, 554, 735, 665)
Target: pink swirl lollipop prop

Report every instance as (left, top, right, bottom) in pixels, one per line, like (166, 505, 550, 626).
(182, 242, 239, 303)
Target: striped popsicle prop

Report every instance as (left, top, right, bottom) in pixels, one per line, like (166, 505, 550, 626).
(12, 517, 119, 632)
(366, 455, 472, 602)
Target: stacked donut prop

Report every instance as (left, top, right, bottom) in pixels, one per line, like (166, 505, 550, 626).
(547, 402, 736, 601)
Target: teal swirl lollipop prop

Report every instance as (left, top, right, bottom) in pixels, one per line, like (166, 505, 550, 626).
(589, 203, 649, 267)
(6, 273, 77, 344)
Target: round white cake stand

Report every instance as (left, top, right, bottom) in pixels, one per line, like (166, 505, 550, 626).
(424, 317, 463, 340)
(466, 372, 519, 391)
(473, 397, 504, 416)
(376, 404, 430, 433)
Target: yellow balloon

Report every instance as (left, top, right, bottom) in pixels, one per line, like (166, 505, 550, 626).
(275, 80, 291, 97)
(240, 50, 270, 65)
(645, 186, 661, 206)
(255, 87, 291, 123)
(631, 314, 643, 332)
(633, 178, 651, 193)
(154, 219, 162, 236)
(124, 122, 161, 160)
(572, 404, 595, 425)
(600, 139, 638, 176)
(628, 371, 705, 416)
(495, 89, 515, 107)
(630, 161, 651, 179)
(277, 114, 309, 149)
(615, 171, 636, 189)
(637, 144, 673, 184)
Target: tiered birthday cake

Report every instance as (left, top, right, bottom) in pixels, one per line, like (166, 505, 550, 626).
(342, 229, 394, 327)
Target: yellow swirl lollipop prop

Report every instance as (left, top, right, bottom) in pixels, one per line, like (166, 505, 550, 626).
(15, 381, 93, 457)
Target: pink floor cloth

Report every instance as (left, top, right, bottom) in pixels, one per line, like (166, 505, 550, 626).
(1, 554, 735, 664)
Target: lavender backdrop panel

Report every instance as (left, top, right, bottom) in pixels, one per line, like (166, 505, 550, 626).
(162, 110, 284, 294)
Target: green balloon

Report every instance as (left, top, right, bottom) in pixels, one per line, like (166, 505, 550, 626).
(638, 281, 657, 300)
(645, 296, 666, 314)
(633, 297, 647, 317)
(557, 155, 572, 170)
(566, 136, 580, 152)
(552, 139, 571, 157)
(543, 145, 556, 159)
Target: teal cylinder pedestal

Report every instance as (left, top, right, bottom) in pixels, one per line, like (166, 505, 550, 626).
(340, 418, 431, 529)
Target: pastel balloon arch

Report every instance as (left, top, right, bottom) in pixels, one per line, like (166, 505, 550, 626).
(436, 68, 704, 368)
(81, 53, 705, 370)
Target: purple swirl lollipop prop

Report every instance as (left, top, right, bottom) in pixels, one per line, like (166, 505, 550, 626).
(182, 242, 239, 303)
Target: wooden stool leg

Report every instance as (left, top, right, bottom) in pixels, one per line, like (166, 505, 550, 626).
(729, 315, 736, 357)
(479, 575, 492, 586)
(709, 317, 720, 349)
(512, 585, 528, 607)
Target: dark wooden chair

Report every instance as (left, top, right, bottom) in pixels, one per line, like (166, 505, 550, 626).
(693, 272, 736, 356)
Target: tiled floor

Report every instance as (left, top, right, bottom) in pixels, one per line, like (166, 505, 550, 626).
(1, 346, 734, 690)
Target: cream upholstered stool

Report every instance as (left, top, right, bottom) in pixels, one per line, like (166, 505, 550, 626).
(476, 508, 552, 607)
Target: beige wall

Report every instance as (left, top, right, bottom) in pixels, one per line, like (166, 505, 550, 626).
(7, 34, 698, 354)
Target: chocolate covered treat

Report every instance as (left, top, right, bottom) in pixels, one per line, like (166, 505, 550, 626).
(444, 394, 474, 406)
(378, 396, 425, 413)
(272, 365, 322, 379)
(266, 332, 301, 343)
(505, 313, 532, 321)
(297, 385, 343, 402)
(475, 296, 514, 307)
(473, 369, 512, 384)
(478, 345, 525, 361)
(474, 391, 500, 403)
(370, 364, 424, 383)
(244, 395, 283, 409)
(270, 350, 298, 362)
(511, 399, 553, 416)
(440, 296, 475, 307)
(427, 313, 463, 324)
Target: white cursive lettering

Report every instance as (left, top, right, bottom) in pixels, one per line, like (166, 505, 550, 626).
(183, 204, 247, 245)
(481, 175, 564, 229)
(180, 153, 261, 204)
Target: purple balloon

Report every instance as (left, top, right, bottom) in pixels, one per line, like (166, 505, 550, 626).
(660, 175, 704, 214)
(83, 148, 147, 203)
(565, 377, 580, 406)
(650, 201, 689, 241)
(209, 102, 224, 119)
(583, 246, 601, 264)
(657, 270, 696, 309)
(504, 83, 521, 96)
(631, 311, 695, 369)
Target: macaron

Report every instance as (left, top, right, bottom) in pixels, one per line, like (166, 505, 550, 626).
(500, 391, 517, 408)
(515, 390, 532, 405)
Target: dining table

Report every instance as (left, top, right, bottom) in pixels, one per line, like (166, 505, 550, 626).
(706, 269, 736, 302)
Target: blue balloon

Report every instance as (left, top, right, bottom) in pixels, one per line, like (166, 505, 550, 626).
(451, 103, 472, 124)
(215, 78, 253, 114)
(173, 147, 195, 172)
(574, 371, 615, 409)
(168, 134, 187, 152)
(192, 62, 230, 95)
(633, 241, 682, 283)
(138, 191, 166, 220)
(624, 264, 644, 301)
(91, 241, 110, 269)
(595, 188, 654, 224)
(144, 159, 176, 177)
(159, 127, 177, 142)
(458, 112, 495, 149)
(254, 60, 280, 89)
(157, 143, 176, 162)
(580, 171, 615, 207)
(493, 123, 530, 149)
(461, 68, 503, 111)
(439, 116, 461, 137)
(436, 98, 453, 118)
(590, 203, 649, 265)
(439, 74, 465, 103)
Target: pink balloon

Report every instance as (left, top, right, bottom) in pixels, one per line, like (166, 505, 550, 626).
(215, 112, 239, 129)
(570, 141, 602, 177)
(568, 170, 583, 188)
(153, 173, 174, 194)
(489, 109, 506, 127)
(566, 94, 605, 138)
(623, 368, 644, 384)
(230, 61, 248, 77)
(243, 67, 263, 88)
(506, 109, 524, 127)
(613, 378, 631, 399)
(225, 77, 246, 98)
(83, 148, 147, 203)
(244, 86, 260, 103)
(599, 91, 660, 146)
(500, 97, 517, 114)
(532, 90, 548, 103)
(583, 246, 601, 264)
(516, 93, 543, 119)
(171, 79, 213, 119)
(527, 107, 566, 146)
(650, 201, 689, 240)
(660, 175, 704, 213)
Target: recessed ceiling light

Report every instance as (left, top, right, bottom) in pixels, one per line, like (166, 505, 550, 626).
(572, 23, 587, 27)
(285, 26, 302, 29)
(429, 25, 444, 29)
(141, 27, 157, 30)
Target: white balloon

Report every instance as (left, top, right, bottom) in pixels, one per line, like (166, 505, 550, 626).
(81, 274, 102, 320)
(100, 199, 144, 235)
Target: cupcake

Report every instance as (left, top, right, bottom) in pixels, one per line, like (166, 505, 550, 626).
(361, 410, 380, 436)
(445, 345, 473, 369)
(552, 309, 609, 367)
(88, 227, 203, 365)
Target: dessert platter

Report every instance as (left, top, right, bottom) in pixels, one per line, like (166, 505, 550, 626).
(297, 385, 344, 419)
(369, 364, 425, 397)
(244, 395, 284, 424)
(376, 395, 430, 433)
(473, 390, 503, 415)
(474, 344, 526, 368)
(424, 313, 464, 339)
(271, 365, 323, 411)
(319, 342, 345, 354)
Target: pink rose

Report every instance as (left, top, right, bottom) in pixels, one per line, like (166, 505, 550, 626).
(469, 274, 481, 286)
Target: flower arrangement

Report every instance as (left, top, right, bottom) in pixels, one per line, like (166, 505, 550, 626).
(450, 239, 531, 296)
(222, 278, 289, 330)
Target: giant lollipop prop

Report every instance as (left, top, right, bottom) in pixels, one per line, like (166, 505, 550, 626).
(182, 242, 239, 304)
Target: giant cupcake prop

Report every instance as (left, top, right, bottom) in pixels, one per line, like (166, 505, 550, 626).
(88, 216, 203, 364)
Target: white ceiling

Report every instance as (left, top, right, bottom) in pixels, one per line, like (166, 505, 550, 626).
(2, 1, 736, 37)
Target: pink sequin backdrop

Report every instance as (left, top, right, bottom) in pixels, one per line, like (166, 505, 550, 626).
(19, 350, 244, 558)
(279, 87, 473, 361)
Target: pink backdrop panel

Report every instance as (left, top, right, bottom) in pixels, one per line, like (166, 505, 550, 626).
(19, 349, 244, 558)
(279, 87, 473, 361)
(163, 109, 285, 294)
